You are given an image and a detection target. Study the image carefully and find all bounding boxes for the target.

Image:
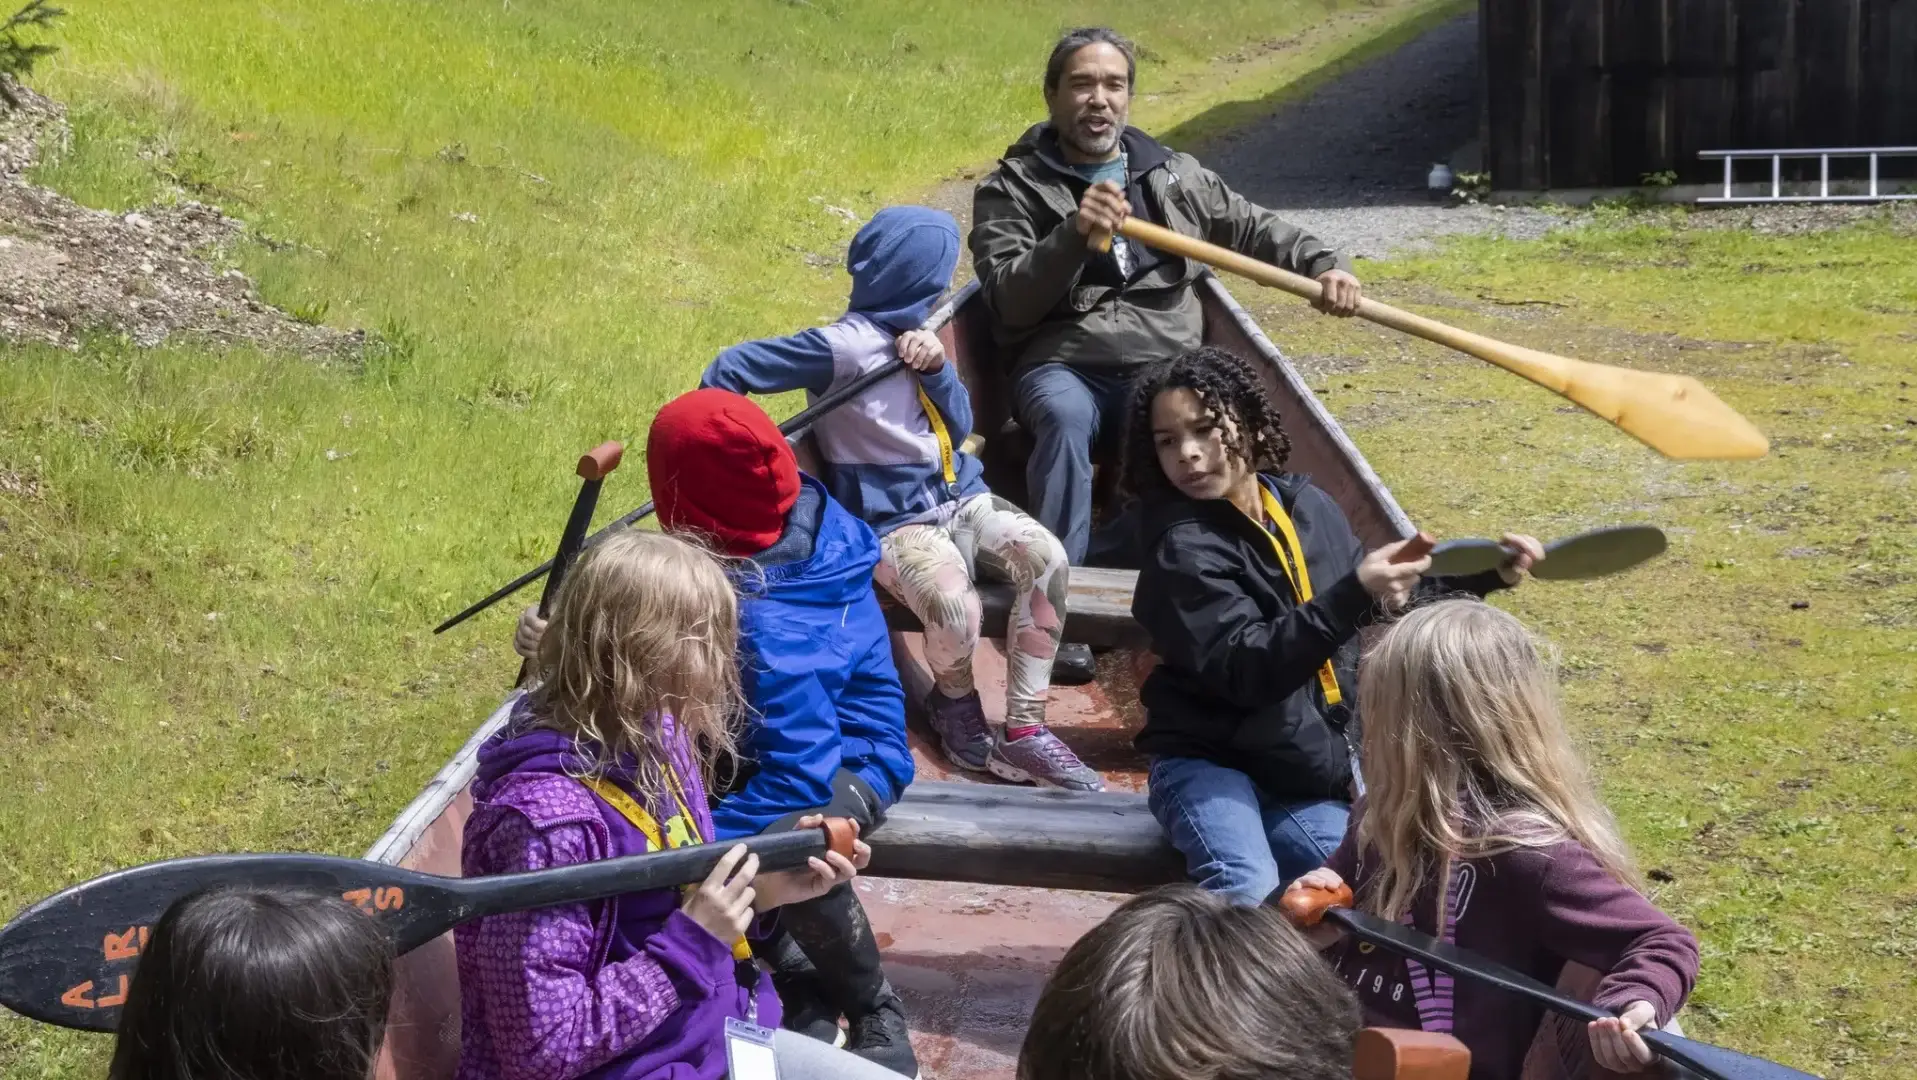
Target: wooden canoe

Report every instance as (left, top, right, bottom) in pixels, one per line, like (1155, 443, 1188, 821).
(367, 274, 1415, 1080)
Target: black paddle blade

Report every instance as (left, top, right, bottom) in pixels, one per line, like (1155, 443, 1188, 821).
(1326, 909, 1821, 1080)
(0, 854, 457, 1033)
(1534, 524, 1667, 581)
(1427, 538, 1508, 577)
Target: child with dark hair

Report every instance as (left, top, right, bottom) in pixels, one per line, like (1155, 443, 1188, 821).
(108, 885, 394, 1080)
(1017, 883, 1359, 1080)
(1121, 345, 1544, 904)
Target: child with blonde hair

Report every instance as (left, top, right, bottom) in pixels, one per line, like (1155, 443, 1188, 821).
(1281, 600, 1699, 1080)
(462, 529, 897, 1080)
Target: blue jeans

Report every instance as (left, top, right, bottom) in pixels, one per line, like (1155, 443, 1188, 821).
(1012, 363, 1137, 565)
(1147, 756, 1351, 904)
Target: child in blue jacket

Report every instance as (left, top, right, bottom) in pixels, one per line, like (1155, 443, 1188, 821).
(514, 388, 919, 1077)
(700, 205, 1098, 793)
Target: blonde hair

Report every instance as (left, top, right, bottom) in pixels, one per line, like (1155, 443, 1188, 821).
(528, 529, 741, 798)
(1356, 600, 1640, 922)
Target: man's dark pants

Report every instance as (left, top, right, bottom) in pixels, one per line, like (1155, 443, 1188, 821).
(1012, 362, 1139, 566)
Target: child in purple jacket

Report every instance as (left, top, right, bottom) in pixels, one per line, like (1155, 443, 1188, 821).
(1280, 600, 1700, 1080)
(456, 530, 897, 1080)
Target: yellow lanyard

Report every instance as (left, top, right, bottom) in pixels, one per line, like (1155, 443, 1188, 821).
(1254, 486, 1344, 707)
(584, 772, 753, 963)
(913, 382, 959, 490)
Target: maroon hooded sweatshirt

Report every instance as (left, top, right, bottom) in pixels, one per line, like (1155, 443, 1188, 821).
(1324, 806, 1699, 1080)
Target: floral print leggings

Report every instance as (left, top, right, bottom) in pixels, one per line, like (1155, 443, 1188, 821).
(873, 494, 1069, 730)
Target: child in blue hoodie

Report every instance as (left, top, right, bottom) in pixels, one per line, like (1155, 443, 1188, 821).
(516, 388, 920, 1077)
(700, 205, 1100, 794)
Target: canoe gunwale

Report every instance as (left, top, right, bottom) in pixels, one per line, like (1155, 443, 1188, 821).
(366, 692, 521, 865)
(1199, 274, 1415, 542)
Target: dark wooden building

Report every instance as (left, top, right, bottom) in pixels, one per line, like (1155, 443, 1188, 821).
(1480, 0, 1917, 189)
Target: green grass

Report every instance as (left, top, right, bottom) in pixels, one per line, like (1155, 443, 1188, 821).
(1246, 202, 1917, 1077)
(0, 0, 1458, 1073)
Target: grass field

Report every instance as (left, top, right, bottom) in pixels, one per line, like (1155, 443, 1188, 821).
(2, 0, 1912, 1076)
(1247, 203, 1917, 1077)
(0, 0, 1467, 1073)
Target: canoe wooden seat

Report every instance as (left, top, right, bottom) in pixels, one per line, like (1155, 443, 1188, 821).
(866, 780, 1184, 892)
(880, 565, 1145, 649)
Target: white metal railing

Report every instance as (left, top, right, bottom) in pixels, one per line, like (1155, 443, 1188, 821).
(1698, 147, 1917, 203)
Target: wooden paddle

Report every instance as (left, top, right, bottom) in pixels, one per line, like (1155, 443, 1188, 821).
(1104, 219, 1768, 461)
(1279, 885, 1821, 1080)
(0, 820, 858, 1033)
(516, 440, 623, 687)
(436, 359, 913, 635)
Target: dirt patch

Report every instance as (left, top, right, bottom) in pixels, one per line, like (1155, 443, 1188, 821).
(0, 82, 361, 358)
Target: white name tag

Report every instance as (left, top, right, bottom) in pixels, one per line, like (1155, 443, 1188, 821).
(725, 1017, 781, 1080)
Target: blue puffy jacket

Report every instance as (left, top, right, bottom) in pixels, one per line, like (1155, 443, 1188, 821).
(711, 474, 914, 838)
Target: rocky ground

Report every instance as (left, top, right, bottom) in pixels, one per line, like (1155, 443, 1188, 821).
(0, 81, 361, 358)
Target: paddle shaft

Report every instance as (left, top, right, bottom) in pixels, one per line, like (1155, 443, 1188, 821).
(516, 442, 623, 686)
(442, 827, 827, 940)
(437, 359, 911, 635)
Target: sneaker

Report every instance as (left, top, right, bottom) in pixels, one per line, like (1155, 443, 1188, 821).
(1051, 642, 1096, 686)
(989, 727, 1104, 792)
(766, 939, 845, 1046)
(846, 989, 921, 1079)
(925, 690, 994, 772)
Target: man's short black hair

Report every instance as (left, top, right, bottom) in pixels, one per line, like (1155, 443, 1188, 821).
(1044, 27, 1136, 93)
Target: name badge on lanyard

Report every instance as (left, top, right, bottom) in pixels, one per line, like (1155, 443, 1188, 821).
(725, 1016, 781, 1080)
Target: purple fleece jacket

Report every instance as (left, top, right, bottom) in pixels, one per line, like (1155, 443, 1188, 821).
(1326, 805, 1698, 1080)
(455, 704, 780, 1080)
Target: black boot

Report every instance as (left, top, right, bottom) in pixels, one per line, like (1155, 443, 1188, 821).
(1051, 642, 1097, 686)
(777, 883, 920, 1079)
(763, 931, 843, 1046)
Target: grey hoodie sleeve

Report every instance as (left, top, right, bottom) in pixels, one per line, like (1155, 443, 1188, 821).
(969, 176, 1089, 332)
(1183, 162, 1351, 278)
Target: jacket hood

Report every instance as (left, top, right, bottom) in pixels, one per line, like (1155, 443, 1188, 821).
(1001, 123, 1176, 179)
(474, 711, 589, 798)
(846, 206, 960, 333)
(740, 474, 880, 606)
(1138, 471, 1309, 548)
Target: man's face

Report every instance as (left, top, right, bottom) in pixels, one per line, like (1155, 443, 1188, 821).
(1045, 43, 1130, 162)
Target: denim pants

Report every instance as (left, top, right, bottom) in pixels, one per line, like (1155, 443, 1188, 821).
(1012, 363, 1137, 565)
(1147, 756, 1351, 904)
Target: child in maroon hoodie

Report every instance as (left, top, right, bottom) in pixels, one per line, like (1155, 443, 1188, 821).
(1279, 600, 1700, 1080)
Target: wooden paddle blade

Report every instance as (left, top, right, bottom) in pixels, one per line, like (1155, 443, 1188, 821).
(0, 854, 454, 1033)
(1515, 346, 1770, 461)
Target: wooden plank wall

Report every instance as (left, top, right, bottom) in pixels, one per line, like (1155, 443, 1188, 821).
(1481, 0, 1917, 189)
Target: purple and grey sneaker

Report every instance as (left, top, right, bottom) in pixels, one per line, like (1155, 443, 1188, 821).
(989, 728, 1104, 792)
(925, 690, 994, 772)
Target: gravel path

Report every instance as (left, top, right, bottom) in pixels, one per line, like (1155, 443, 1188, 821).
(1201, 11, 1564, 260)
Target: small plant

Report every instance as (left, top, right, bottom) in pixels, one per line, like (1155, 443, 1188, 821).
(1451, 171, 1492, 204)
(1641, 169, 1679, 188)
(0, 0, 63, 108)
(290, 299, 330, 326)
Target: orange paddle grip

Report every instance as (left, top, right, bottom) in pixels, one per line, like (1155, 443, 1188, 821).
(1277, 883, 1355, 927)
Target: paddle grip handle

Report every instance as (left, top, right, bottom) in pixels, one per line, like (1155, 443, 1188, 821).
(1276, 883, 1355, 928)
(576, 440, 624, 481)
(1391, 531, 1437, 563)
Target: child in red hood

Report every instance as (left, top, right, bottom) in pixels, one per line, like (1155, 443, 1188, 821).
(516, 389, 919, 1077)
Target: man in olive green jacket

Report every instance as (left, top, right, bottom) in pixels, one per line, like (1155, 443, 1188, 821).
(971, 29, 1362, 681)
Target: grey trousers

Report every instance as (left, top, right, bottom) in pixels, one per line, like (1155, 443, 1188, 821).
(773, 1027, 908, 1080)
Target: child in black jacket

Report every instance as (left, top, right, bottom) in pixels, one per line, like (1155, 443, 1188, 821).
(1122, 345, 1543, 903)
